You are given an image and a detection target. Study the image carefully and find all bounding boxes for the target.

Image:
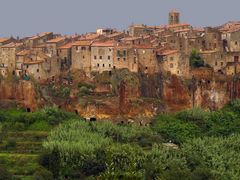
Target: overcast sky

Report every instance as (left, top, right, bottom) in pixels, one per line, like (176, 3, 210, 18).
(0, 0, 239, 37)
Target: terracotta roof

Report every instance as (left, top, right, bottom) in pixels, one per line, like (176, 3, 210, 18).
(158, 50, 178, 56)
(91, 41, 115, 47)
(0, 38, 10, 43)
(16, 50, 30, 56)
(72, 41, 92, 46)
(46, 37, 65, 43)
(106, 32, 124, 38)
(2, 42, 23, 48)
(29, 32, 52, 40)
(166, 23, 190, 28)
(174, 29, 191, 33)
(79, 33, 100, 40)
(121, 37, 142, 41)
(59, 42, 74, 49)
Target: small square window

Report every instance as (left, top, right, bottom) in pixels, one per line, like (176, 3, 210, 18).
(94, 56, 97, 60)
(108, 56, 111, 60)
(99, 56, 102, 60)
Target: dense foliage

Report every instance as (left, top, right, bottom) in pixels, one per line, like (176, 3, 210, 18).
(190, 49, 205, 68)
(2, 99, 240, 179)
(41, 100, 240, 179)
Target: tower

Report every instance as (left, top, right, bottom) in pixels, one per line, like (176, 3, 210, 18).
(169, 10, 180, 25)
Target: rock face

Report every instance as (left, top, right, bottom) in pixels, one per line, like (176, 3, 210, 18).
(1, 70, 240, 121)
(0, 80, 42, 111)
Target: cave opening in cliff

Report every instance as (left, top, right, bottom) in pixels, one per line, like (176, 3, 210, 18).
(26, 108, 31, 112)
(74, 110, 78, 115)
(90, 117, 97, 122)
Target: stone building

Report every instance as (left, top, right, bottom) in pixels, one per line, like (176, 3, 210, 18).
(91, 41, 115, 73)
(157, 49, 189, 77)
(0, 38, 14, 46)
(46, 37, 66, 57)
(0, 42, 23, 76)
(26, 32, 53, 48)
(169, 10, 180, 25)
(135, 45, 158, 74)
(16, 50, 60, 81)
(113, 44, 138, 72)
(71, 41, 92, 73)
(58, 42, 73, 71)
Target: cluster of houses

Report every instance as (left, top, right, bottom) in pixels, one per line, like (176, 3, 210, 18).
(1, 11, 240, 82)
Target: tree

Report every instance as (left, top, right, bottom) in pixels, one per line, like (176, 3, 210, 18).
(190, 49, 205, 68)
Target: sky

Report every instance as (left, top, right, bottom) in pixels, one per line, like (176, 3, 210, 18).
(0, 0, 239, 37)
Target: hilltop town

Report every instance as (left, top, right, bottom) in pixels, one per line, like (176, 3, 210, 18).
(1, 11, 240, 121)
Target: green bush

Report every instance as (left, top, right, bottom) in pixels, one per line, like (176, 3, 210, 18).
(28, 121, 52, 131)
(152, 114, 201, 144)
(5, 139, 17, 150)
(0, 164, 13, 180)
(33, 167, 54, 180)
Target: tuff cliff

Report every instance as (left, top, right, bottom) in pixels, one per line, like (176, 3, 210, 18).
(0, 69, 239, 122)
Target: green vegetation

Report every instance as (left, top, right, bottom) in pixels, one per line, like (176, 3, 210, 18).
(1, 100, 240, 179)
(47, 84, 71, 98)
(190, 49, 205, 68)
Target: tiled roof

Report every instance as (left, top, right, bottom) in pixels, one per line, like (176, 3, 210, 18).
(59, 42, 74, 49)
(0, 38, 10, 43)
(166, 23, 190, 28)
(91, 41, 115, 47)
(2, 42, 23, 48)
(121, 37, 142, 41)
(46, 37, 65, 43)
(72, 41, 92, 46)
(16, 50, 30, 56)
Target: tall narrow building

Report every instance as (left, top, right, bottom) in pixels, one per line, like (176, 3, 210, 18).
(169, 10, 180, 25)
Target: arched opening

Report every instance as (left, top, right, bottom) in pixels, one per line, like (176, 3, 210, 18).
(26, 108, 31, 112)
(90, 117, 97, 122)
(74, 110, 78, 115)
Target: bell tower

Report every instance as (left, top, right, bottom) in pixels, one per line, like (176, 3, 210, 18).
(169, 10, 180, 25)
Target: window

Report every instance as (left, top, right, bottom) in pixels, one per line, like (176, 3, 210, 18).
(108, 56, 111, 60)
(170, 63, 173, 68)
(117, 50, 121, 57)
(97, 63, 99, 67)
(109, 64, 111, 67)
(27, 65, 29, 69)
(76, 46, 78, 51)
(94, 56, 97, 60)
(235, 41, 238, 45)
(83, 56, 85, 59)
(134, 57, 137, 63)
(37, 69, 39, 72)
(99, 56, 102, 60)
(103, 64, 105, 67)
(123, 50, 127, 56)
(81, 47, 86, 50)
(145, 66, 148, 70)
(109, 48, 112, 52)
(123, 58, 126, 61)
(170, 57, 174, 61)
(215, 62, 218, 66)
(221, 62, 224, 66)
(118, 57, 120, 61)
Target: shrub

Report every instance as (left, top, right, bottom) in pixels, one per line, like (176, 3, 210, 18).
(5, 139, 17, 150)
(28, 121, 52, 131)
(176, 107, 209, 126)
(152, 114, 201, 144)
(33, 167, 54, 180)
(0, 164, 13, 180)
